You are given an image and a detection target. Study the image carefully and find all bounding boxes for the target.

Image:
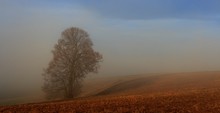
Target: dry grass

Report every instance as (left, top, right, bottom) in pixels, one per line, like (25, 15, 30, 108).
(1, 88, 220, 113)
(2, 72, 220, 112)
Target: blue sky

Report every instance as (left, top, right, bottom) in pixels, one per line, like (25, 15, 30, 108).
(73, 0, 220, 20)
(2, 0, 220, 20)
(1, 0, 220, 99)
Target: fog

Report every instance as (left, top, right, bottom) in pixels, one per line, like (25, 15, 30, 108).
(1, 0, 220, 100)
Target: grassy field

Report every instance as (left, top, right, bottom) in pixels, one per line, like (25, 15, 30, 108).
(1, 71, 220, 112)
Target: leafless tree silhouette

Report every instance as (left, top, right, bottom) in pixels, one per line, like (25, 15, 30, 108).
(42, 27, 102, 99)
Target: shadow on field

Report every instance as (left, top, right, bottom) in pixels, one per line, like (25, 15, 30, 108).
(95, 75, 159, 96)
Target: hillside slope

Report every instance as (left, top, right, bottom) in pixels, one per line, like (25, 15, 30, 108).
(2, 71, 220, 112)
(82, 71, 220, 96)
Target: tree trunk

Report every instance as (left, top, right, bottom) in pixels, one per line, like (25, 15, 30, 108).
(67, 75, 74, 98)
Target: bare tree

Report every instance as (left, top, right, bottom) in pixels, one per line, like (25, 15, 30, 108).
(42, 27, 102, 99)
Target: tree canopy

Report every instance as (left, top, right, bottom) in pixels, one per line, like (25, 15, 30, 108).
(42, 27, 102, 99)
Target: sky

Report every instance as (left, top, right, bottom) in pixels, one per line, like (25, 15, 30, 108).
(1, 0, 220, 99)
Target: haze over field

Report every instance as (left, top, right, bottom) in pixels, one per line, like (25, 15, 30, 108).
(1, 0, 220, 101)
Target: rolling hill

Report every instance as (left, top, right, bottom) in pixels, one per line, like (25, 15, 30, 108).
(2, 71, 220, 112)
(82, 71, 220, 96)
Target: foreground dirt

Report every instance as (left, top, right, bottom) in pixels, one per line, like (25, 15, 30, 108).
(1, 88, 220, 113)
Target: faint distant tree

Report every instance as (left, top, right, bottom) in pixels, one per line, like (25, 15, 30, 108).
(42, 27, 102, 99)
